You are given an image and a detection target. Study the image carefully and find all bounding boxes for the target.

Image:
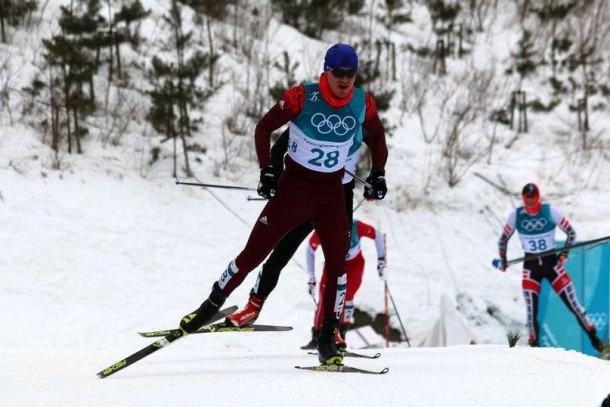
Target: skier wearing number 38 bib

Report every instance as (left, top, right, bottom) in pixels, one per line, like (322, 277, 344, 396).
(497, 183, 605, 352)
(178, 43, 388, 367)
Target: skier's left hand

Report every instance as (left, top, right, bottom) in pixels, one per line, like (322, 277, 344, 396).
(307, 276, 316, 297)
(364, 169, 387, 200)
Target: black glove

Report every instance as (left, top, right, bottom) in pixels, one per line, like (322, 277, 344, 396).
(257, 166, 277, 199)
(364, 169, 387, 200)
(498, 257, 508, 272)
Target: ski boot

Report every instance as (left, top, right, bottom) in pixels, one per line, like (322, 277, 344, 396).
(225, 294, 264, 327)
(587, 328, 607, 353)
(317, 318, 343, 366)
(180, 290, 226, 334)
(300, 328, 319, 350)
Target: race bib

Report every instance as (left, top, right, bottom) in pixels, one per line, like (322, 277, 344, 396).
(287, 123, 352, 173)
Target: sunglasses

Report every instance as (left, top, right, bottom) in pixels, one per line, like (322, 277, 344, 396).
(329, 68, 357, 78)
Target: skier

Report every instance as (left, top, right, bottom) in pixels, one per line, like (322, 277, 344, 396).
(222, 128, 363, 324)
(301, 218, 387, 351)
(178, 43, 388, 366)
(497, 183, 605, 351)
(222, 127, 387, 329)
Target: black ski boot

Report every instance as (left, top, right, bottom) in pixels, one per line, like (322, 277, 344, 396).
(588, 329, 606, 352)
(300, 328, 319, 350)
(317, 318, 343, 365)
(180, 290, 226, 334)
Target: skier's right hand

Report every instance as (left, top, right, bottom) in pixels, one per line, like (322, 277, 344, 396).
(498, 257, 508, 272)
(257, 166, 277, 199)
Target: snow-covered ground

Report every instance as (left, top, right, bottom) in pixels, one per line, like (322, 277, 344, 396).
(2, 150, 610, 406)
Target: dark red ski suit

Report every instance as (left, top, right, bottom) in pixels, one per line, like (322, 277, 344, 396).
(214, 73, 387, 321)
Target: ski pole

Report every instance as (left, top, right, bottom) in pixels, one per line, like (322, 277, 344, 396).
(344, 169, 372, 189)
(345, 170, 373, 212)
(492, 234, 610, 269)
(386, 284, 411, 347)
(246, 196, 267, 201)
(384, 284, 390, 347)
(174, 178, 256, 191)
(353, 197, 365, 213)
(382, 233, 390, 347)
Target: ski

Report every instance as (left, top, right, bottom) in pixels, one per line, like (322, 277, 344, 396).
(97, 305, 237, 379)
(98, 330, 182, 379)
(295, 364, 389, 375)
(138, 323, 292, 338)
(135, 305, 236, 337)
(600, 346, 610, 360)
(307, 350, 381, 359)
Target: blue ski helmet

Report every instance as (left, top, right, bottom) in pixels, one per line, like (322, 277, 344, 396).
(323, 43, 358, 71)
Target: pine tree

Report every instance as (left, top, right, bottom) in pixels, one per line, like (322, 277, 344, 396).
(270, 0, 365, 39)
(269, 51, 299, 101)
(108, 0, 150, 82)
(505, 29, 538, 81)
(180, 0, 232, 88)
(0, 0, 38, 43)
(377, 0, 412, 31)
(146, 0, 216, 177)
(41, 0, 104, 154)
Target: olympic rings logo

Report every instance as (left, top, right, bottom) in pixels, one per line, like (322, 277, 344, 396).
(521, 218, 547, 232)
(310, 113, 356, 136)
(589, 312, 608, 331)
